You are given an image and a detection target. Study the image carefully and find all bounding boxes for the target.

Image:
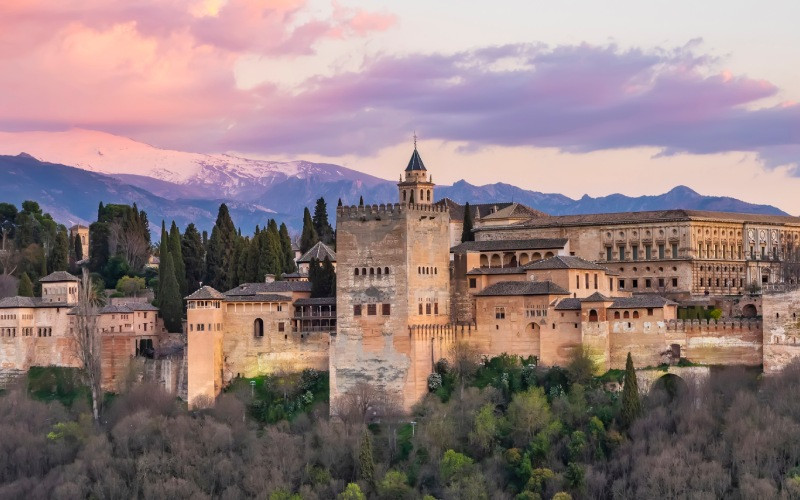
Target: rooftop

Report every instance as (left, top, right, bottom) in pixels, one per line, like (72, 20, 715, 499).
(476, 280, 570, 297)
(405, 148, 426, 171)
(224, 281, 312, 296)
(185, 286, 226, 300)
(40, 271, 80, 283)
(554, 298, 582, 310)
(524, 255, 608, 271)
(466, 267, 526, 275)
(294, 297, 336, 306)
(609, 295, 678, 309)
(297, 241, 336, 263)
(451, 238, 568, 253)
(480, 202, 547, 221)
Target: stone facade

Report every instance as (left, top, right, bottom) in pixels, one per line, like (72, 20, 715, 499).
(69, 224, 90, 261)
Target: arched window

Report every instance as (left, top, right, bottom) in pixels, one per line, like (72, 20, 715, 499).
(254, 318, 264, 338)
(384, 267, 390, 275)
(403, 190, 407, 201)
(632, 311, 640, 319)
(623, 311, 630, 319)
(377, 267, 382, 275)
(354, 268, 359, 276)
(427, 190, 431, 201)
(434, 267, 438, 274)
(370, 268, 375, 275)
(420, 189, 424, 200)
(362, 268, 367, 276)
(588, 309, 598, 322)
(614, 311, 620, 319)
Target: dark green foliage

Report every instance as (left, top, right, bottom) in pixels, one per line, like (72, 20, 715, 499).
(159, 251, 183, 332)
(299, 207, 318, 254)
(620, 352, 641, 428)
(279, 223, 296, 274)
(181, 223, 205, 293)
(169, 221, 186, 296)
(49, 229, 69, 272)
(309, 256, 336, 298)
(27, 366, 90, 407)
(17, 272, 33, 297)
(156, 222, 169, 304)
(461, 201, 475, 242)
(227, 369, 329, 424)
(205, 204, 238, 291)
(312, 197, 335, 245)
(359, 195, 364, 206)
(255, 221, 284, 281)
(72, 231, 83, 261)
(359, 428, 376, 487)
(100, 255, 130, 288)
(88, 222, 110, 272)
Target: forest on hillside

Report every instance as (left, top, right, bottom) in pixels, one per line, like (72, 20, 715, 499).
(3, 351, 800, 499)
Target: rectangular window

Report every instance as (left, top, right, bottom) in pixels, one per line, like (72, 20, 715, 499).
(672, 278, 678, 287)
(382, 303, 391, 315)
(277, 304, 283, 312)
(419, 303, 423, 314)
(278, 322, 285, 332)
(619, 246, 625, 261)
(632, 245, 639, 261)
(434, 303, 439, 315)
(353, 304, 362, 316)
(632, 279, 639, 289)
(645, 278, 651, 288)
(647, 308, 654, 316)
(425, 303, 431, 315)
(594, 274, 598, 289)
(619, 279, 625, 289)
(585, 273, 589, 288)
(672, 243, 679, 258)
(658, 278, 665, 288)
(495, 307, 506, 320)
(367, 304, 377, 316)
(606, 247, 612, 261)
(469, 278, 477, 289)
(645, 245, 652, 259)
(609, 278, 614, 291)
(658, 244, 665, 259)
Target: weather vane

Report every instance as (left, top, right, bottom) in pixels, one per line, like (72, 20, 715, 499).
(413, 131, 417, 150)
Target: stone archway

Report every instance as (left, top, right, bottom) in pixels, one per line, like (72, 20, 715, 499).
(650, 373, 689, 400)
(742, 304, 757, 318)
(480, 254, 489, 268)
(490, 254, 501, 267)
(588, 309, 599, 322)
(519, 253, 530, 265)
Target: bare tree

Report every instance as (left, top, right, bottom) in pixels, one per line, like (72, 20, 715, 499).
(449, 340, 481, 400)
(70, 268, 105, 423)
(119, 228, 150, 272)
(0, 224, 18, 276)
(332, 381, 389, 426)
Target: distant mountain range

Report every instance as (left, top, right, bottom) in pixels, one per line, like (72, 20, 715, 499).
(0, 129, 788, 238)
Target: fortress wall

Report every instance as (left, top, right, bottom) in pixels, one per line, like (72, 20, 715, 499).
(762, 289, 800, 372)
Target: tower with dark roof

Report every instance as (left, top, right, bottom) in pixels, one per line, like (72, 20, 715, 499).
(397, 138, 435, 205)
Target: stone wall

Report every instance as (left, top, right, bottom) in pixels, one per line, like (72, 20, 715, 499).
(762, 289, 800, 372)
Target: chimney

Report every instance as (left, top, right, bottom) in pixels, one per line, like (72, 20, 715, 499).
(264, 274, 276, 283)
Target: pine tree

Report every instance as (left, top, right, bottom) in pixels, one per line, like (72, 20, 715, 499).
(50, 228, 69, 272)
(279, 223, 296, 273)
(159, 251, 183, 333)
(620, 352, 642, 428)
(18, 272, 33, 297)
(313, 197, 335, 245)
(300, 208, 318, 254)
(169, 222, 187, 296)
(181, 223, 205, 293)
(358, 428, 375, 487)
(205, 204, 237, 291)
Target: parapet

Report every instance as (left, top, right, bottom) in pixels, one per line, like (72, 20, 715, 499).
(336, 202, 449, 222)
(665, 318, 762, 332)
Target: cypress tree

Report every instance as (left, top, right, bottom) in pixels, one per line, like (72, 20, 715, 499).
(359, 195, 364, 206)
(50, 228, 69, 271)
(620, 352, 642, 428)
(461, 202, 475, 243)
(18, 273, 33, 297)
(279, 223, 296, 273)
(313, 197, 335, 245)
(205, 204, 237, 291)
(322, 255, 336, 297)
(157, 222, 170, 305)
(245, 227, 260, 282)
(181, 223, 205, 293)
(159, 251, 183, 333)
(97, 202, 104, 222)
(169, 221, 186, 295)
(300, 208, 318, 254)
(337, 198, 343, 207)
(358, 428, 375, 488)
(234, 236, 249, 285)
(267, 220, 284, 275)
(202, 230, 208, 248)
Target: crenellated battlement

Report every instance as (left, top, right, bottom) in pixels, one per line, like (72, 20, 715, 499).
(336, 202, 449, 222)
(407, 322, 476, 340)
(665, 318, 762, 332)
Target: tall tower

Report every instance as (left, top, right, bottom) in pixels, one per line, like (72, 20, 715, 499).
(398, 138, 434, 205)
(333, 145, 450, 411)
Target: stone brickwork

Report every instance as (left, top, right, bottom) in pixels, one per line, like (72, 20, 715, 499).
(762, 289, 800, 372)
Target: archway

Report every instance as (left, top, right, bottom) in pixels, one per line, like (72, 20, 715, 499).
(490, 254, 501, 268)
(742, 304, 757, 318)
(544, 252, 554, 258)
(532, 252, 542, 261)
(504, 253, 517, 267)
(253, 318, 264, 338)
(480, 254, 489, 268)
(519, 253, 530, 265)
(651, 373, 689, 400)
(588, 309, 599, 322)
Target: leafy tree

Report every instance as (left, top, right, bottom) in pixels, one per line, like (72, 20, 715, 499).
(279, 223, 296, 273)
(205, 204, 238, 291)
(358, 428, 375, 487)
(338, 483, 366, 500)
(169, 221, 186, 296)
(461, 201, 475, 242)
(469, 403, 498, 456)
(181, 223, 205, 293)
(507, 387, 552, 448)
(300, 208, 318, 254)
(88, 222, 110, 272)
(450, 340, 480, 400)
(377, 470, 412, 499)
(116, 276, 146, 297)
(566, 345, 597, 385)
(620, 352, 641, 428)
(440, 449, 473, 484)
(159, 251, 183, 333)
(312, 197, 335, 245)
(17, 272, 33, 297)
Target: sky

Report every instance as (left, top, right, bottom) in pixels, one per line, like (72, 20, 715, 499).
(2, 0, 800, 212)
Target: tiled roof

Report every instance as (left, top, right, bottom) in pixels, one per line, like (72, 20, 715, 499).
(185, 286, 226, 300)
(476, 280, 570, 297)
(282, 272, 308, 278)
(0, 296, 37, 308)
(466, 267, 526, 275)
(554, 298, 582, 310)
(480, 203, 547, 221)
(435, 199, 549, 222)
(582, 292, 611, 302)
(224, 281, 312, 296)
(39, 271, 80, 282)
(405, 148, 427, 171)
(297, 241, 336, 263)
(475, 209, 800, 232)
(609, 295, 678, 309)
(294, 297, 336, 306)
(451, 238, 568, 253)
(524, 256, 608, 271)
(225, 294, 292, 303)
(99, 304, 134, 314)
(127, 302, 159, 311)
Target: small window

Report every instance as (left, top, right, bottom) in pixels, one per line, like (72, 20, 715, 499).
(354, 305, 362, 316)
(469, 278, 477, 289)
(619, 279, 625, 289)
(434, 303, 439, 315)
(647, 308, 654, 316)
(384, 267, 390, 275)
(419, 303, 423, 314)
(426, 303, 431, 315)
(495, 307, 506, 319)
(645, 279, 651, 288)
(632, 279, 639, 289)
(633, 311, 640, 319)
(370, 268, 375, 275)
(367, 304, 377, 316)
(278, 322, 285, 332)
(355, 268, 359, 276)
(614, 311, 620, 319)
(382, 304, 391, 315)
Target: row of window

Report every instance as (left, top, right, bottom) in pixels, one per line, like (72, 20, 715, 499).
(401, 189, 432, 202)
(38, 327, 52, 337)
(354, 304, 392, 316)
(43, 286, 77, 295)
(254, 318, 286, 337)
(418, 267, 438, 275)
(188, 300, 222, 309)
(699, 265, 744, 272)
(0, 314, 17, 320)
(354, 267, 390, 276)
(576, 273, 600, 290)
(618, 277, 679, 290)
(699, 278, 743, 288)
(611, 309, 654, 319)
(190, 323, 223, 332)
(606, 243, 678, 261)
(525, 307, 548, 318)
